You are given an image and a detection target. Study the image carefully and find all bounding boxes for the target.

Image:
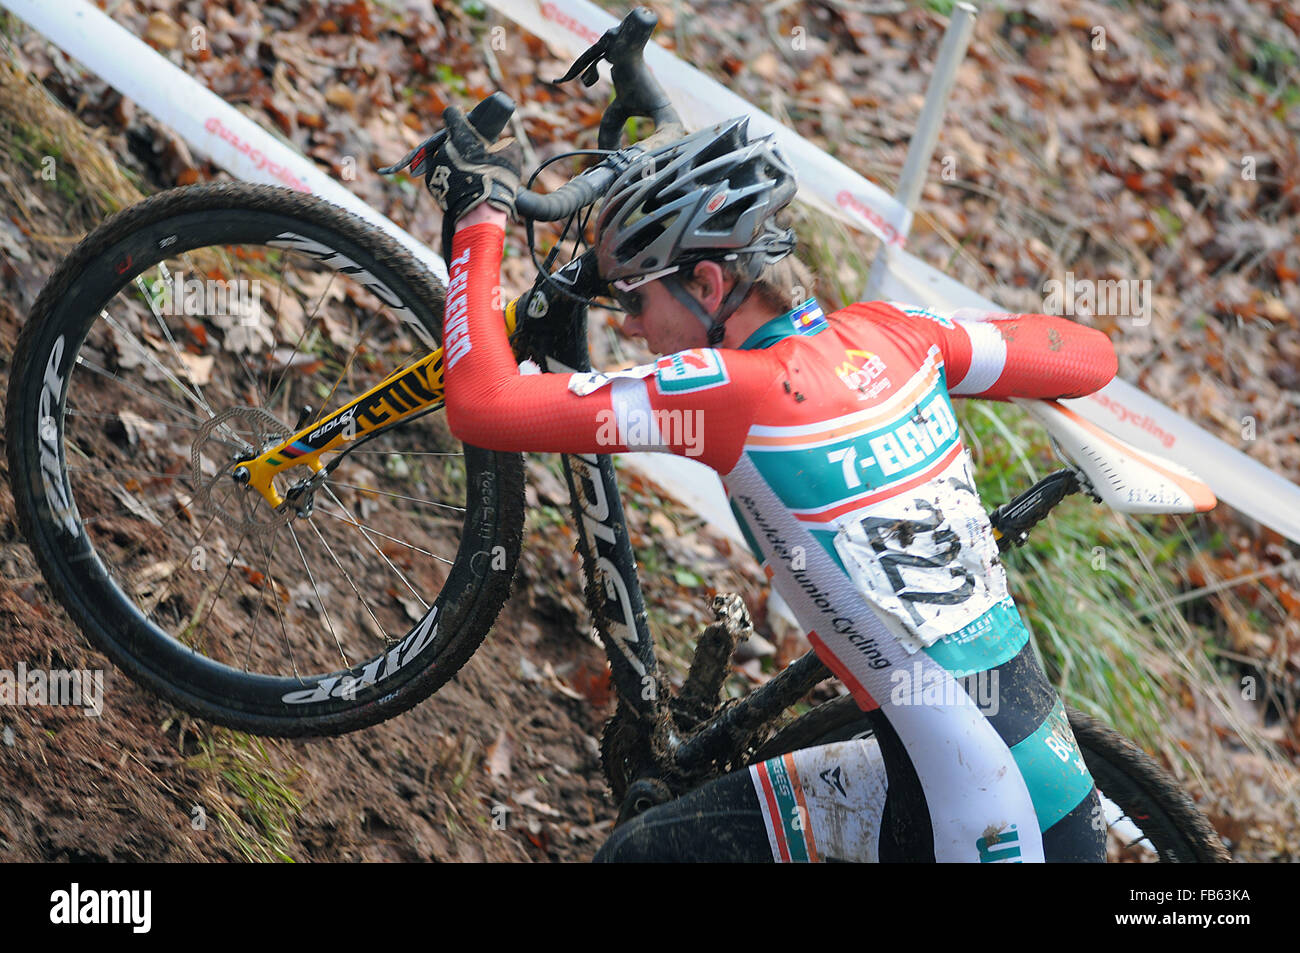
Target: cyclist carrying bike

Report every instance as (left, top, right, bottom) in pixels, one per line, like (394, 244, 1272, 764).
(424, 104, 1117, 862)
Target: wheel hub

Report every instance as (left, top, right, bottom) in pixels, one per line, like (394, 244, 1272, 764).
(191, 406, 298, 535)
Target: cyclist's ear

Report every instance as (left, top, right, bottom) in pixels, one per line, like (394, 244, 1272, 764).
(685, 260, 730, 311)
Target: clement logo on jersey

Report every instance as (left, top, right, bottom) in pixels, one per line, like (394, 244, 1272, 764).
(654, 348, 730, 394)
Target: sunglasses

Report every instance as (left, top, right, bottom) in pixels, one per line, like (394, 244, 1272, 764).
(609, 265, 681, 315)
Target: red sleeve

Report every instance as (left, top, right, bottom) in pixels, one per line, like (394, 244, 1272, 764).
(442, 221, 780, 473)
(850, 302, 1117, 400)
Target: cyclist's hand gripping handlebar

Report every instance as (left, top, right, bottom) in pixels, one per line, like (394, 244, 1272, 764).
(380, 93, 523, 257)
(378, 91, 517, 181)
(381, 88, 614, 226)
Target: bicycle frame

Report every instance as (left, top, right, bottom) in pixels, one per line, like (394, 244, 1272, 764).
(507, 252, 831, 784)
(231, 301, 523, 508)
(232, 234, 826, 786)
(223, 0, 896, 788)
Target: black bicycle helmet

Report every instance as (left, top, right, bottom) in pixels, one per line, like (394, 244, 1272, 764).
(594, 116, 798, 343)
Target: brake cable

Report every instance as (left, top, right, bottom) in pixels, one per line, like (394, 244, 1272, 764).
(521, 148, 642, 312)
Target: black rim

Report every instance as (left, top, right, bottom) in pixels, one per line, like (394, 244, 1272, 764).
(9, 186, 520, 729)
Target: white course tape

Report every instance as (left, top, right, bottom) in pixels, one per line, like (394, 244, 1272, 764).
(872, 244, 1300, 544)
(488, 0, 1300, 545)
(10, 0, 1294, 546)
(0, 0, 448, 285)
(482, 0, 912, 248)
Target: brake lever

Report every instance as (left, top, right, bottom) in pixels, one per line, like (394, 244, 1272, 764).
(550, 34, 608, 89)
(377, 132, 445, 178)
(547, 7, 680, 151)
(547, 5, 657, 88)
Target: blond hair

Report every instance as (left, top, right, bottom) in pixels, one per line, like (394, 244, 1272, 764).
(738, 252, 817, 312)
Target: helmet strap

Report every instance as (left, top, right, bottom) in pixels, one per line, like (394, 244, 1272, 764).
(663, 256, 764, 347)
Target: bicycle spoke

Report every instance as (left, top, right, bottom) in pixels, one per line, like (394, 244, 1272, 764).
(263, 252, 295, 402)
(139, 502, 228, 622)
(233, 348, 266, 405)
(65, 439, 209, 574)
(287, 522, 350, 667)
(66, 406, 260, 455)
(67, 379, 248, 471)
(242, 533, 273, 673)
(67, 407, 255, 436)
(320, 485, 428, 609)
(262, 530, 303, 682)
(315, 315, 379, 419)
(80, 489, 198, 527)
(152, 258, 269, 405)
(305, 516, 393, 645)
(329, 481, 465, 514)
(266, 268, 339, 408)
(99, 308, 219, 421)
(74, 355, 209, 425)
(185, 527, 251, 652)
(346, 449, 465, 457)
(69, 465, 194, 481)
(316, 504, 451, 565)
(135, 265, 223, 419)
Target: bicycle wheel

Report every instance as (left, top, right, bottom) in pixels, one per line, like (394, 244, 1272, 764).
(6, 183, 525, 736)
(748, 695, 1229, 862)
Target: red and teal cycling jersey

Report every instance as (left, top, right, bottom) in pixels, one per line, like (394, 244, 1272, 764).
(446, 221, 1117, 861)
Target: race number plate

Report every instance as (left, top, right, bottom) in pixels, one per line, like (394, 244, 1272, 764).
(832, 456, 1007, 654)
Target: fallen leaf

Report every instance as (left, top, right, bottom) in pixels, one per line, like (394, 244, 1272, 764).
(143, 12, 183, 50)
(485, 727, 513, 780)
(516, 788, 561, 817)
(177, 352, 214, 386)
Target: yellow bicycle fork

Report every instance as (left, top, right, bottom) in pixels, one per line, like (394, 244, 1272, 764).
(233, 297, 521, 508)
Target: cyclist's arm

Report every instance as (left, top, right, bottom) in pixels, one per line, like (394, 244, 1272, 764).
(852, 302, 1117, 400)
(441, 217, 776, 472)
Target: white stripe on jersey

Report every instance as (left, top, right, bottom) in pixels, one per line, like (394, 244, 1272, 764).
(609, 378, 664, 450)
(950, 321, 1007, 395)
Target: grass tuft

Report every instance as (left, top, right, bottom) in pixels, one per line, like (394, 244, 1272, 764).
(186, 729, 303, 862)
(0, 48, 143, 248)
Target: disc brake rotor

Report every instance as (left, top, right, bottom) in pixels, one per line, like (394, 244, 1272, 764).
(191, 406, 296, 535)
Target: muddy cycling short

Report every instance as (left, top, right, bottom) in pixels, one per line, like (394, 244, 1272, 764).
(593, 640, 1106, 863)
